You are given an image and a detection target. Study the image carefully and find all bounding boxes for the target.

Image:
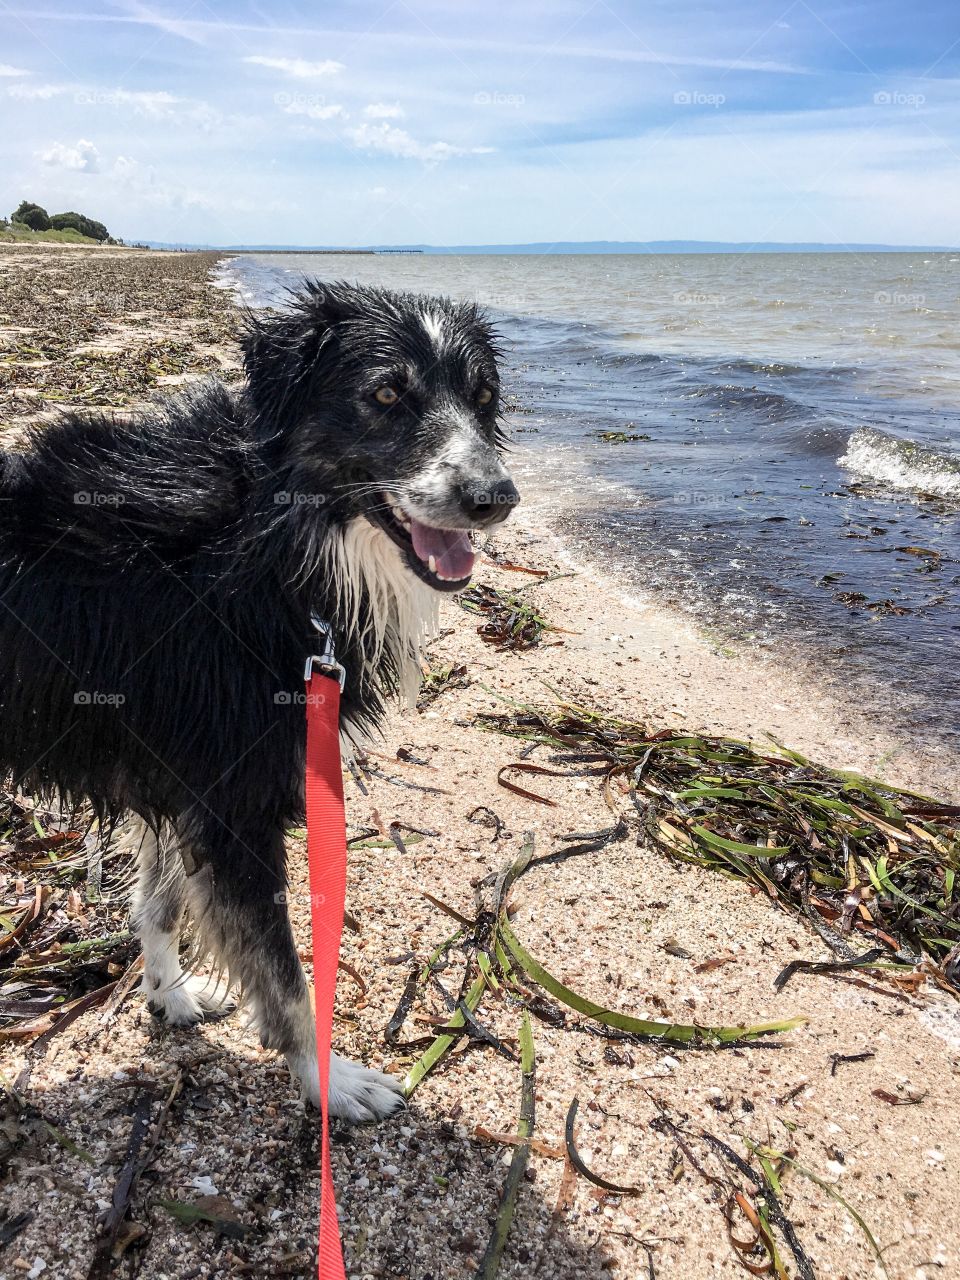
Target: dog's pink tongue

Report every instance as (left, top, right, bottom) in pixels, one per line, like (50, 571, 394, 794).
(409, 519, 476, 581)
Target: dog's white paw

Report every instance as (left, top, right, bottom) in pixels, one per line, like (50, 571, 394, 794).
(146, 973, 236, 1026)
(288, 1049, 406, 1123)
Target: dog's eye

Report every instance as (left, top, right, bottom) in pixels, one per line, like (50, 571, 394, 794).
(476, 386, 494, 407)
(374, 386, 399, 407)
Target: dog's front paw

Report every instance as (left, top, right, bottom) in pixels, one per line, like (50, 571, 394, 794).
(146, 973, 236, 1026)
(329, 1053, 406, 1123)
(288, 1049, 406, 1123)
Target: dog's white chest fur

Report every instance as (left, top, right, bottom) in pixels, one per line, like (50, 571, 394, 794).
(327, 517, 439, 711)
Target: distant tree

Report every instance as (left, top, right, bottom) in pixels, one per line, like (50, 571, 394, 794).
(49, 210, 110, 242)
(48, 211, 83, 232)
(12, 201, 50, 231)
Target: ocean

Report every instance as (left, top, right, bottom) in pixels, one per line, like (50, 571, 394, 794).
(221, 252, 960, 756)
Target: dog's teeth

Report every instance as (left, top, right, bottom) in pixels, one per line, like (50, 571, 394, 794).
(428, 555, 437, 574)
(386, 495, 411, 528)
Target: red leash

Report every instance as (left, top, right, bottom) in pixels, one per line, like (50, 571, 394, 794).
(304, 624, 348, 1280)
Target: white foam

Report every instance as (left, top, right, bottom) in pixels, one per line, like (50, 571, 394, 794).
(838, 427, 960, 500)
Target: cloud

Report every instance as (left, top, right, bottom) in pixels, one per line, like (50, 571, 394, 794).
(38, 139, 101, 173)
(112, 1, 209, 46)
(244, 55, 344, 79)
(8, 82, 66, 100)
(7, 81, 224, 131)
(364, 102, 404, 119)
(113, 155, 214, 210)
(346, 122, 467, 162)
(281, 98, 346, 121)
(76, 88, 182, 117)
(0, 64, 29, 77)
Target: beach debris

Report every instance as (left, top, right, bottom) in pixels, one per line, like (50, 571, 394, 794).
(466, 805, 505, 842)
(773, 948, 887, 992)
(476, 698, 960, 979)
(0, 790, 140, 1045)
(400, 832, 804, 1104)
(0, 250, 239, 430)
(829, 1050, 875, 1076)
(650, 1109, 817, 1280)
(457, 583, 567, 650)
(86, 1070, 183, 1276)
(156, 1197, 249, 1240)
(563, 1097, 641, 1194)
(591, 430, 652, 443)
(477, 1014, 535, 1280)
(416, 660, 470, 708)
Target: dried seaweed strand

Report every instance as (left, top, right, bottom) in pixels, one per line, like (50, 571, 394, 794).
(478, 1012, 535, 1279)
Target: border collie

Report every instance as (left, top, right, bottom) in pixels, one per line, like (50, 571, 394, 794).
(0, 281, 519, 1122)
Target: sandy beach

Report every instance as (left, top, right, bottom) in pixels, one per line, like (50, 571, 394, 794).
(1, 246, 958, 1280)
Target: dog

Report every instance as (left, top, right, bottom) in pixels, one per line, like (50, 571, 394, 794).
(0, 280, 519, 1121)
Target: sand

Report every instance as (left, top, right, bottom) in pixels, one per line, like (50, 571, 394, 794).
(1, 246, 958, 1280)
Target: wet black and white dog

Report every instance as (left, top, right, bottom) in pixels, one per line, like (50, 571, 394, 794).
(0, 281, 518, 1121)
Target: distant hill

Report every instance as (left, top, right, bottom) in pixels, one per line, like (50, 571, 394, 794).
(148, 238, 959, 255)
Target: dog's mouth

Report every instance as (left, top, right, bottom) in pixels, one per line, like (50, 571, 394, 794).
(371, 495, 477, 592)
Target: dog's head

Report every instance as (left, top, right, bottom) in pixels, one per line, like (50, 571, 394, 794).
(242, 280, 519, 591)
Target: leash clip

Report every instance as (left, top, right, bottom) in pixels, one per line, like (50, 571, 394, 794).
(305, 615, 346, 690)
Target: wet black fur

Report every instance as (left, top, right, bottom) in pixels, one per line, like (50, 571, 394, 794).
(0, 281, 505, 992)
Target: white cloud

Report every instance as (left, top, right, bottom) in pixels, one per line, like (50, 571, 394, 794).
(281, 99, 346, 121)
(8, 81, 225, 132)
(112, 154, 214, 211)
(77, 87, 182, 116)
(0, 64, 29, 77)
(346, 122, 465, 162)
(244, 55, 344, 79)
(38, 139, 101, 173)
(8, 82, 66, 100)
(364, 102, 404, 119)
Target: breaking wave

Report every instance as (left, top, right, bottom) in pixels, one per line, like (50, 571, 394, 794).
(838, 427, 960, 500)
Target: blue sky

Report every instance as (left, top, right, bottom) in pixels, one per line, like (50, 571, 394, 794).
(3, 1, 960, 246)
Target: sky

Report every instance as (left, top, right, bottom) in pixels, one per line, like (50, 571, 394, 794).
(3, 0, 960, 247)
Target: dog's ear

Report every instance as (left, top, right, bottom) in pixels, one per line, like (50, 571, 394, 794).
(241, 281, 348, 434)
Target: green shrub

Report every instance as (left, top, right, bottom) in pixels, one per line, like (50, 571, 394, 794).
(12, 201, 50, 231)
(49, 210, 110, 241)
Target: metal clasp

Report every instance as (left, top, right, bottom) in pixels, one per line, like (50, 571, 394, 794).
(304, 615, 346, 690)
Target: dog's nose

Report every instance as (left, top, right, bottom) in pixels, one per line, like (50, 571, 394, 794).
(458, 477, 520, 526)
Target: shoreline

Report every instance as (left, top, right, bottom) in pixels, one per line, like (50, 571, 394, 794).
(502, 482, 960, 805)
(2, 245, 959, 1280)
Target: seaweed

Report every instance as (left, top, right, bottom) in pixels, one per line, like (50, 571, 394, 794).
(457, 583, 567, 651)
(416, 660, 471, 708)
(395, 831, 803, 1274)
(476, 697, 960, 978)
(0, 787, 139, 1046)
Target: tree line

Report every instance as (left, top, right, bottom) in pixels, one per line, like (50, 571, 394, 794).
(8, 200, 111, 242)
